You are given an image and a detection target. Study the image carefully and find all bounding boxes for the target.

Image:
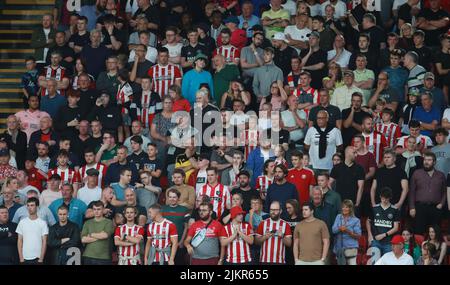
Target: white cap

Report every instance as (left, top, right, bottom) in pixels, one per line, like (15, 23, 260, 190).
(272, 32, 288, 43)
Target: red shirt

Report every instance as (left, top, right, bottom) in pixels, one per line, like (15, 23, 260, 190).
(188, 219, 223, 239)
(360, 132, 388, 165)
(172, 98, 191, 113)
(286, 167, 316, 206)
(27, 167, 48, 192)
(197, 183, 231, 218)
(220, 222, 253, 264)
(47, 167, 80, 184)
(114, 224, 144, 263)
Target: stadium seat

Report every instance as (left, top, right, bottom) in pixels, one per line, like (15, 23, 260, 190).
(358, 235, 368, 253)
(414, 234, 425, 246)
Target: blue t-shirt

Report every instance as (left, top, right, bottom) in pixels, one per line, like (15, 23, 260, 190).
(40, 93, 67, 119)
(413, 106, 441, 137)
(238, 15, 261, 38)
(49, 198, 87, 228)
(110, 183, 129, 202)
(382, 66, 408, 102)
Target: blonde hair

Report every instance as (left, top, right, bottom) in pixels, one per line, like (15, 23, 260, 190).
(342, 199, 355, 217)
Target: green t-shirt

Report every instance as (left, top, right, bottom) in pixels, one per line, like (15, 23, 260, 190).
(95, 144, 119, 163)
(81, 218, 114, 260)
(261, 8, 290, 39)
(161, 205, 190, 241)
(213, 64, 240, 105)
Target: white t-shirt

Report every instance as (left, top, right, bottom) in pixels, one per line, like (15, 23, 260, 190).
(308, 3, 322, 16)
(163, 43, 183, 67)
(128, 46, 158, 63)
(125, 0, 139, 14)
(39, 189, 62, 208)
(77, 186, 102, 205)
(375, 251, 414, 265)
(284, 25, 312, 54)
(230, 113, 249, 126)
(304, 126, 343, 170)
(320, 1, 347, 19)
(281, 109, 307, 142)
(16, 217, 48, 260)
(327, 48, 352, 68)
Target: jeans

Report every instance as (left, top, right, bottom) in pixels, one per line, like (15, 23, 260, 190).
(370, 240, 392, 256)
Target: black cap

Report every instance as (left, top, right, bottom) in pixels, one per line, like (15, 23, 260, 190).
(250, 24, 263, 31)
(238, 170, 250, 178)
(0, 148, 9, 156)
(49, 173, 62, 180)
(86, 168, 100, 177)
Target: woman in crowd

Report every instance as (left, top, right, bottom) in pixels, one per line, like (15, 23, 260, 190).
(285, 199, 301, 265)
(72, 58, 95, 90)
(323, 62, 344, 97)
(169, 84, 191, 113)
(332, 200, 361, 265)
(255, 159, 275, 201)
(220, 80, 251, 110)
(423, 225, 448, 265)
(402, 228, 422, 264)
(398, 23, 414, 50)
(259, 81, 288, 112)
(416, 242, 439, 265)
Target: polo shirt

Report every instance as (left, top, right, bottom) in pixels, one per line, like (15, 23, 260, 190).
(48, 198, 87, 228)
(286, 168, 316, 206)
(412, 106, 440, 136)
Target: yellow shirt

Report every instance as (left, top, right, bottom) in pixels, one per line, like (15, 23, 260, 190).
(262, 8, 290, 39)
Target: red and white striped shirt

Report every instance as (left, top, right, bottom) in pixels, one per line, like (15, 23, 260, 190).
(147, 219, 178, 263)
(47, 167, 80, 184)
(136, 91, 162, 128)
(116, 82, 133, 114)
(220, 222, 253, 263)
(241, 129, 259, 161)
(255, 175, 273, 195)
(292, 87, 319, 116)
(147, 64, 182, 98)
(79, 163, 107, 188)
(40, 65, 69, 96)
(256, 218, 292, 264)
(214, 45, 240, 64)
(375, 122, 401, 148)
(285, 72, 301, 95)
(197, 183, 231, 219)
(396, 135, 433, 152)
(114, 224, 144, 263)
(362, 132, 388, 165)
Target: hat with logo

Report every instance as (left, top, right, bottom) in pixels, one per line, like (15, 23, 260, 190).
(230, 206, 246, 220)
(408, 87, 421, 96)
(272, 32, 288, 43)
(193, 53, 208, 63)
(391, 235, 404, 245)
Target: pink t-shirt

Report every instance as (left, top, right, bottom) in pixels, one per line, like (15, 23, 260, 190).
(15, 110, 50, 142)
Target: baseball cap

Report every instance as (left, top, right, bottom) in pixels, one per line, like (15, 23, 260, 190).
(230, 206, 246, 220)
(309, 31, 320, 39)
(423, 72, 435, 81)
(250, 24, 263, 32)
(0, 148, 9, 156)
(193, 53, 208, 63)
(86, 168, 100, 177)
(272, 32, 288, 43)
(238, 170, 251, 178)
(343, 70, 354, 77)
(408, 87, 421, 96)
(224, 16, 239, 25)
(391, 235, 404, 245)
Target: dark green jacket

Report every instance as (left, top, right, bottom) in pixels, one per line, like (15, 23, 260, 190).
(31, 27, 56, 61)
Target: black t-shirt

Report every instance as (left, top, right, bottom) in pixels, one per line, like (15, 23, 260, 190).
(433, 50, 450, 86)
(418, 8, 450, 46)
(309, 104, 342, 128)
(181, 43, 209, 73)
(369, 204, 399, 243)
(362, 25, 386, 51)
(274, 46, 298, 76)
(348, 50, 379, 74)
(100, 28, 128, 55)
(85, 136, 102, 153)
(127, 152, 148, 171)
(374, 166, 407, 205)
(0, 221, 18, 264)
(46, 44, 76, 71)
(79, 89, 99, 120)
(299, 48, 327, 89)
(330, 162, 365, 203)
(341, 108, 371, 147)
(409, 46, 433, 71)
(231, 187, 260, 212)
(69, 32, 90, 50)
(133, 5, 161, 35)
(398, 3, 413, 24)
(140, 157, 163, 186)
(87, 201, 116, 220)
(127, 60, 154, 93)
